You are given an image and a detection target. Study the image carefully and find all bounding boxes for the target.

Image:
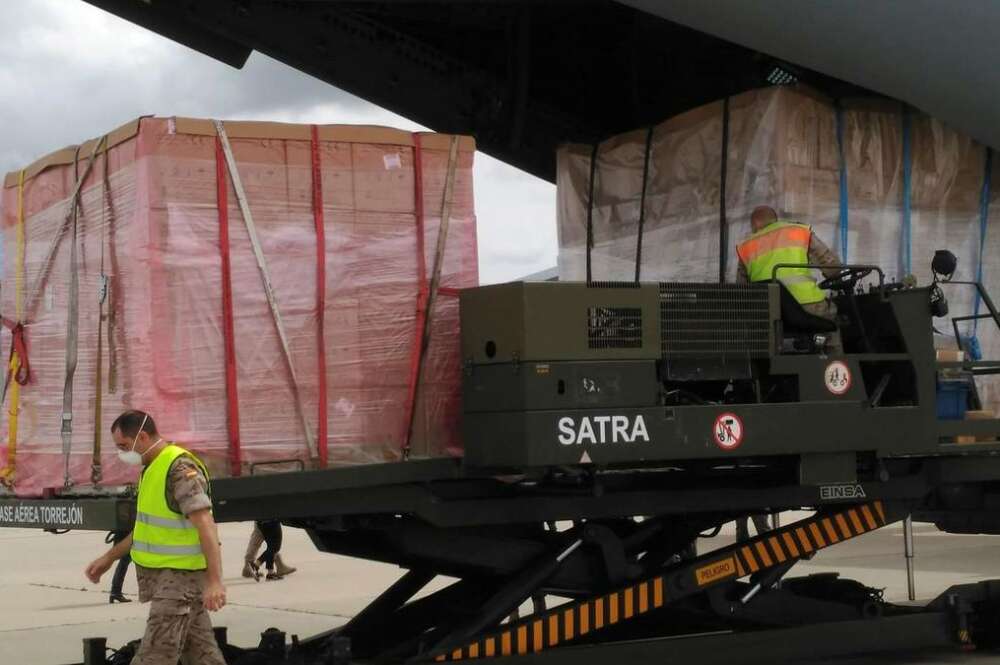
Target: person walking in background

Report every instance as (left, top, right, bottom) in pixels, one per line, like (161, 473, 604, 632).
(243, 524, 264, 578)
(248, 520, 290, 581)
(244, 521, 297, 579)
(106, 529, 132, 603)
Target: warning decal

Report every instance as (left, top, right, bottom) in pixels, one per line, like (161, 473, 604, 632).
(712, 413, 744, 451)
(824, 360, 851, 395)
(695, 557, 737, 586)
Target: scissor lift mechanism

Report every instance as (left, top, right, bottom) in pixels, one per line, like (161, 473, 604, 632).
(73, 498, 1000, 665)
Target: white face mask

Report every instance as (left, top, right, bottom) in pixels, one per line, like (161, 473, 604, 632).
(118, 414, 161, 466)
(117, 447, 144, 467)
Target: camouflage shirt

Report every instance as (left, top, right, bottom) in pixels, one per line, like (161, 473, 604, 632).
(737, 228, 842, 283)
(134, 452, 213, 603)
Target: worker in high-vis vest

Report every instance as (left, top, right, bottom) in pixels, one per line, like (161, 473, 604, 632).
(737, 206, 842, 322)
(85, 410, 227, 665)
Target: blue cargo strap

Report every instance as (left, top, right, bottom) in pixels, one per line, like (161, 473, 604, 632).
(901, 105, 913, 277)
(973, 147, 993, 336)
(835, 104, 849, 261)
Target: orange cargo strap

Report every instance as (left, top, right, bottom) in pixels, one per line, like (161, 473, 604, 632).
(216, 135, 242, 476)
(310, 126, 329, 467)
(401, 135, 460, 457)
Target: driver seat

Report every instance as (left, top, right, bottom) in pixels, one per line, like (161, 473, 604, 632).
(774, 281, 837, 334)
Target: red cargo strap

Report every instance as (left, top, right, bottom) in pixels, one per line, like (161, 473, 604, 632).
(216, 136, 242, 476)
(401, 135, 460, 458)
(310, 125, 329, 467)
(401, 134, 429, 458)
(2, 318, 29, 386)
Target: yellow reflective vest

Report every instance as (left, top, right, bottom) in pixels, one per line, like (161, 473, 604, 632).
(131, 444, 210, 570)
(737, 221, 826, 305)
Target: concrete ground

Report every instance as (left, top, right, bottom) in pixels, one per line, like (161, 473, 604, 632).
(1, 517, 999, 664)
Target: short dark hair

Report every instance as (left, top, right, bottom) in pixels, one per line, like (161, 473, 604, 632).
(111, 410, 158, 438)
(751, 206, 778, 229)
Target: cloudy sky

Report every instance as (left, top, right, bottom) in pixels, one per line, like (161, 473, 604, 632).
(0, 0, 558, 283)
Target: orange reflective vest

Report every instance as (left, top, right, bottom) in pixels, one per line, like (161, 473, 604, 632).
(736, 221, 825, 305)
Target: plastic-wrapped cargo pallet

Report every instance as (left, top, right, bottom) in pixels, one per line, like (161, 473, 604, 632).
(557, 85, 1000, 409)
(0, 117, 477, 497)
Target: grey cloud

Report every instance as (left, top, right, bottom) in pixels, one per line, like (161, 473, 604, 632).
(0, 0, 362, 174)
(0, 0, 558, 284)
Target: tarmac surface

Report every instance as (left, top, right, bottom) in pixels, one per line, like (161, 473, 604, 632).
(0, 517, 999, 664)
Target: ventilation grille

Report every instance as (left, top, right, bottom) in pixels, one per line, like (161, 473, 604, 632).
(588, 306, 643, 349)
(660, 283, 772, 357)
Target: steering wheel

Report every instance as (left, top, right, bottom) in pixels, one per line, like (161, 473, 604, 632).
(818, 266, 874, 293)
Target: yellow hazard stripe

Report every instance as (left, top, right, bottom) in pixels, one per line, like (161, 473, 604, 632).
(835, 514, 854, 538)
(767, 537, 786, 563)
(782, 531, 800, 558)
(861, 505, 878, 530)
(847, 509, 865, 534)
(795, 527, 813, 552)
(755, 540, 774, 567)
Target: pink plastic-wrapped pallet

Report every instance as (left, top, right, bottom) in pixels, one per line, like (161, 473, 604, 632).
(0, 117, 478, 497)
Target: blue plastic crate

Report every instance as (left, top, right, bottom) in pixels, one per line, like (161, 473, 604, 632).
(937, 378, 970, 420)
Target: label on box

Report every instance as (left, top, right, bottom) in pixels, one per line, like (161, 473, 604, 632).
(383, 153, 402, 170)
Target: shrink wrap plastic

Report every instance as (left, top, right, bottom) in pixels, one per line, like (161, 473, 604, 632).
(0, 118, 477, 496)
(558, 86, 1000, 410)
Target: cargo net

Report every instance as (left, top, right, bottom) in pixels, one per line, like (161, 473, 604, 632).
(659, 283, 772, 358)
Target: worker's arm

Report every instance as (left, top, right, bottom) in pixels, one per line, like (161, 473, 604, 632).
(84, 532, 132, 583)
(736, 260, 749, 284)
(809, 232, 843, 279)
(188, 507, 226, 611)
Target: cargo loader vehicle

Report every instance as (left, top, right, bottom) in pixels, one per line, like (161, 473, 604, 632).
(29, 258, 1000, 664)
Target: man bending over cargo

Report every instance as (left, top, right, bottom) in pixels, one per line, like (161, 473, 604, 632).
(737, 206, 842, 322)
(85, 410, 227, 665)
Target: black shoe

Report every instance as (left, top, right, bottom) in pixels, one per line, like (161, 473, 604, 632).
(109, 593, 132, 604)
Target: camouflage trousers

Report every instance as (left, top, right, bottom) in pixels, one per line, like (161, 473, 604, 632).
(802, 299, 837, 322)
(131, 596, 226, 665)
(802, 299, 841, 349)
